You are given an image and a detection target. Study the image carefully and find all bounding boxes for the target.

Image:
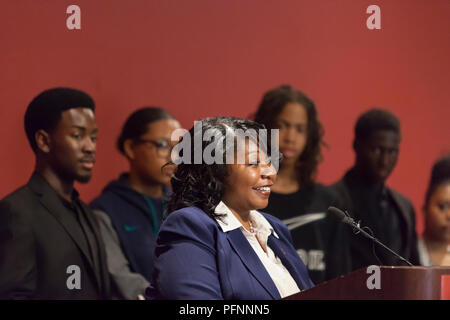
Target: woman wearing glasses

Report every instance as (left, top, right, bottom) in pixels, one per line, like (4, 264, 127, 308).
(91, 107, 180, 299)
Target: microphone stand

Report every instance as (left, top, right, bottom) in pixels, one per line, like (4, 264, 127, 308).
(329, 206, 413, 266)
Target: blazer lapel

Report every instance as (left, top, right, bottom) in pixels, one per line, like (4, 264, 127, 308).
(267, 235, 310, 291)
(80, 201, 110, 297)
(27, 174, 97, 278)
(226, 229, 280, 299)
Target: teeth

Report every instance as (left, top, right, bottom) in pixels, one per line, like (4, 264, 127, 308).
(255, 187, 270, 192)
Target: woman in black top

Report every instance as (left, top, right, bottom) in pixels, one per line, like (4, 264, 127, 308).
(418, 155, 450, 266)
(253, 85, 350, 284)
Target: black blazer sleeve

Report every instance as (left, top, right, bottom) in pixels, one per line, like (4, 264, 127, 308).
(0, 199, 37, 299)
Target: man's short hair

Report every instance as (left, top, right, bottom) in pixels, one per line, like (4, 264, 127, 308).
(24, 87, 95, 153)
(117, 107, 174, 155)
(354, 108, 401, 142)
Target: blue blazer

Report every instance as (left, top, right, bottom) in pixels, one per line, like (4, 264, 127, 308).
(147, 206, 314, 300)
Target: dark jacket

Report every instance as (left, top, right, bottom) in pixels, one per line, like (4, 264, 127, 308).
(148, 206, 314, 300)
(0, 173, 110, 299)
(90, 173, 167, 281)
(330, 169, 420, 270)
(263, 183, 352, 284)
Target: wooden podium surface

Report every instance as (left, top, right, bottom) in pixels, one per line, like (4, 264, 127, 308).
(286, 266, 450, 300)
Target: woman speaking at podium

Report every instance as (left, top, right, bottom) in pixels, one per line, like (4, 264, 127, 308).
(147, 117, 314, 299)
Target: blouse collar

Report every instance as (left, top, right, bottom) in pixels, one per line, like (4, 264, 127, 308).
(214, 201, 279, 240)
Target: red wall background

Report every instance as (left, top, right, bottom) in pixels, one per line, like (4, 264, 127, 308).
(1, 0, 449, 233)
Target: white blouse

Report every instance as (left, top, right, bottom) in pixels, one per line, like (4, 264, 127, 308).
(214, 201, 300, 298)
(417, 237, 432, 266)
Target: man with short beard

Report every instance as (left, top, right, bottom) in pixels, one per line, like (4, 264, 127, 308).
(0, 88, 110, 299)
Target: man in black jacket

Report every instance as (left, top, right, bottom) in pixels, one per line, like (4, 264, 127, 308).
(331, 108, 420, 271)
(0, 88, 110, 299)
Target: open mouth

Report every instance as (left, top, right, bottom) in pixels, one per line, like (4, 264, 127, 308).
(253, 186, 271, 192)
(252, 185, 272, 197)
(280, 149, 296, 158)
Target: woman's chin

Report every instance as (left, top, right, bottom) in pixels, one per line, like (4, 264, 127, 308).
(281, 156, 298, 166)
(250, 200, 269, 211)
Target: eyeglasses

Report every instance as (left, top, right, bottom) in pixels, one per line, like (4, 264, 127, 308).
(136, 139, 173, 158)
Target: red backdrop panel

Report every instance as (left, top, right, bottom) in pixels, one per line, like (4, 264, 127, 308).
(1, 0, 449, 234)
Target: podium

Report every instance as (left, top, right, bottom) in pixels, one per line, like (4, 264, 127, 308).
(286, 266, 450, 300)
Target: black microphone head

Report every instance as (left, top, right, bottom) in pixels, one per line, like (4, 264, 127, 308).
(327, 206, 348, 222)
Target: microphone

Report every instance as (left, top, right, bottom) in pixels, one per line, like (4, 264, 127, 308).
(328, 206, 413, 266)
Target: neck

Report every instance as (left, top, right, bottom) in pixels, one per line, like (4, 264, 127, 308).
(352, 165, 384, 188)
(222, 199, 251, 229)
(423, 232, 448, 251)
(277, 160, 296, 178)
(128, 170, 163, 198)
(35, 160, 74, 202)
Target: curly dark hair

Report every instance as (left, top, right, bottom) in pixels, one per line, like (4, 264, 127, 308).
(253, 84, 324, 186)
(167, 117, 269, 219)
(424, 154, 450, 209)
